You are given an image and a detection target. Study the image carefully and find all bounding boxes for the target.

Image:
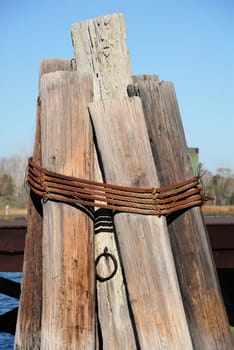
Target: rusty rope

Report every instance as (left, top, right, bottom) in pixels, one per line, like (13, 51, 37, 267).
(27, 157, 210, 216)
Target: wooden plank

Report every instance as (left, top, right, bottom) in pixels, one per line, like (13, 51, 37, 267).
(206, 217, 234, 249)
(89, 97, 193, 349)
(0, 225, 25, 252)
(0, 255, 24, 272)
(0, 223, 25, 272)
(72, 14, 136, 349)
(133, 76, 233, 349)
(40, 71, 95, 349)
(213, 251, 234, 269)
(15, 59, 76, 349)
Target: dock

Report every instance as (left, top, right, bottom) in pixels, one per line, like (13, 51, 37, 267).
(1, 217, 234, 271)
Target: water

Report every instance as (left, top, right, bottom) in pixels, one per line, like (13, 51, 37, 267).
(0, 272, 21, 350)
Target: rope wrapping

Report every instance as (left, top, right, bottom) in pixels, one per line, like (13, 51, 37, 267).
(27, 157, 209, 216)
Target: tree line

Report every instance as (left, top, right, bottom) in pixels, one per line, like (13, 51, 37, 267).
(202, 167, 234, 206)
(0, 154, 233, 208)
(0, 153, 29, 208)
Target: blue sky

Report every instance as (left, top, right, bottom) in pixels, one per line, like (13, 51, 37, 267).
(1, 0, 233, 174)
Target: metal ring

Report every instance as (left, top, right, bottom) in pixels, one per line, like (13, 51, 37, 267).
(95, 247, 118, 282)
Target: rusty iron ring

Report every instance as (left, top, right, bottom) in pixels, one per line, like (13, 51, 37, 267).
(95, 247, 118, 282)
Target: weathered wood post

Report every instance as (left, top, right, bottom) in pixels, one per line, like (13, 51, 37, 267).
(39, 71, 95, 349)
(72, 12, 193, 349)
(71, 14, 137, 349)
(15, 59, 76, 350)
(16, 13, 232, 350)
(132, 76, 234, 349)
(89, 97, 193, 349)
(14, 96, 42, 350)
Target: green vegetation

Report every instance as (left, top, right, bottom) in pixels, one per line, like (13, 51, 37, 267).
(0, 172, 28, 209)
(203, 168, 234, 206)
(0, 174, 15, 202)
(0, 154, 29, 210)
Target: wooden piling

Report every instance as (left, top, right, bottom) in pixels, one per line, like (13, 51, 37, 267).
(14, 100, 42, 350)
(16, 13, 232, 350)
(71, 13, 132, 101)
(89, 97, 193, 349)
(133, 76, 234, 349)
(72, 14, 137, 349)
(15, 59, 77, 350)
(39, 71, 95, 349)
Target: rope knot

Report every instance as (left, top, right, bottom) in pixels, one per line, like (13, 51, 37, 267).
(153, 188, 162, 216)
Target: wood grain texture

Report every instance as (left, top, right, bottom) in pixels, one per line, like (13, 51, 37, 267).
(89, 97, 193, 349)
(40, 71, 95, 349)
(39, 58, 76, 76)
(94, 216, 137, 350)
(15, 59, 76, 349)
(14, 99, 42, 350)
(72, 14, 136, 349)
(134, 76, 233, 349)
(71, 13, 132, 100)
